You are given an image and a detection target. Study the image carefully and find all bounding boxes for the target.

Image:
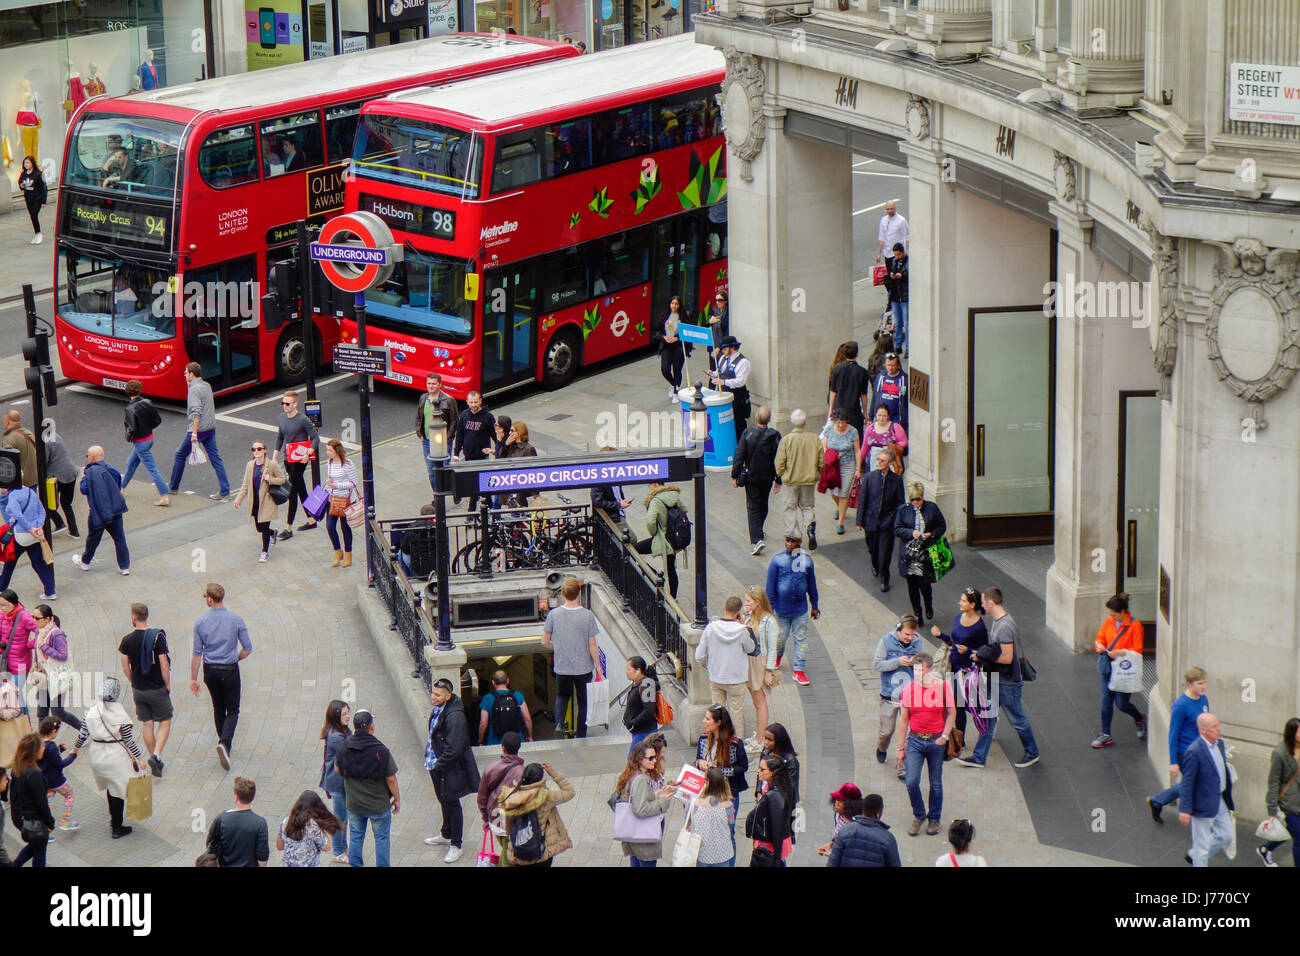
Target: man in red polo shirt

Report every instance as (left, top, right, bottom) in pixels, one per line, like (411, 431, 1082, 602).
(895, 652, 955, 836)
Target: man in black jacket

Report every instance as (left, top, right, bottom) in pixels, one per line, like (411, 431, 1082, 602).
(856, 447, 905, 592)
(121, 379, 170, 507)
(454, 391, 495, 511)
(732, 406, 781, 555)
(415, 374, 459, 500)
(424, 677, 481, 864)
(591, 446, 631, 537)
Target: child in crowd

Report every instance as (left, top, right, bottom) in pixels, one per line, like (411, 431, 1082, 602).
(38, 715, 78, 831)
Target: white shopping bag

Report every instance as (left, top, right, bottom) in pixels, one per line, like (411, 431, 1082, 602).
(586, 675, 610, 728)
(188, 441, 208, 466)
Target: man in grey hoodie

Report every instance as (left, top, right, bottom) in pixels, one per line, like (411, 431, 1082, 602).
(695, 595, 757, 737)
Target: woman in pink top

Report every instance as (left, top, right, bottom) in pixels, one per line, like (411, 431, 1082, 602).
(860, 404, 908, 473)
(0, 588, 38, 715)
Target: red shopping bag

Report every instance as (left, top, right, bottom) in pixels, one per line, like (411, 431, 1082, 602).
(872, 265, 888, 286)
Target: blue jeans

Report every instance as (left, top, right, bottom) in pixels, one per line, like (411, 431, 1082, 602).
(348, 809, 391, 867)
(328, 789, 348, 857)
(421, 439, 437, 493)
(122, 437, 169, 496)
(891, 300, 909, 352)
(1263, 811, 1300, 868)
(904, 735, 945, 821)
(82, 514, 130, 570)
(1151, 783, 1181, 810)
(629, 856, 657, 867)
(971, 681, 1039, 765)
(627, 729, 657, 757)
(698, 858, 734, 867)
(12, 670, 29, 716)
(169, 429, 229, 495)
(0, 541, 56, 595)
(1099, 672, 1144, 735)
(774, 611, 810, 671)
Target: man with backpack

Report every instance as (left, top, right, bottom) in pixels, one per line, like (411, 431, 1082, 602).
(117, 602, 172, 778)
(121, 379, 170, 507)
(478, 671, 532, 746)
(695, 595, 758, 738)
(634, 480, 688, 600)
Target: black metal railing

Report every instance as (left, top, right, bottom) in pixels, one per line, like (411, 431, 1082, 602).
(368, 518, 433, 691)
(591, 510, 690, 689)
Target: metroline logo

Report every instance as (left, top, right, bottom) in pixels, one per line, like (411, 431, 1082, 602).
(480, 221, 519, 240)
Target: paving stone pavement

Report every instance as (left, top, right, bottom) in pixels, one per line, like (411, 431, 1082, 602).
(2, 341, 1111, 868)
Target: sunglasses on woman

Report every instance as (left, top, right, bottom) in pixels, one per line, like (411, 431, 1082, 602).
(251, 446, 265, 452)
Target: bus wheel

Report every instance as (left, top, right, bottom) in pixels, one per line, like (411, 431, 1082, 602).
(275, 328, 308, 385)
(542, 329, 579, 389)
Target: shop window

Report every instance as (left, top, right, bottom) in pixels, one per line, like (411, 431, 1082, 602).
(260, 111, 325, 177)
(325, 102, 364, 165)
(199, 126, 261, 189)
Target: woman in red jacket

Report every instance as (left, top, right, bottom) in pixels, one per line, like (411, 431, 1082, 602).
(1091, 593, 1146, 749)
(0, 589, 38, 716)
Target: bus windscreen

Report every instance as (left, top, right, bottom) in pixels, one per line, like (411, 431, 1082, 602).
(64, 114, 186, 198)
(60, 250, 175, 342)
(353, 115, 481, 198)
(363, 250, 474, 344)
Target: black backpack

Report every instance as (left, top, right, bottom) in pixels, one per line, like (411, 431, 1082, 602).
(506, 790, 546, 863)
(489, 689, 525, 737)
(665, 503, 692, 551)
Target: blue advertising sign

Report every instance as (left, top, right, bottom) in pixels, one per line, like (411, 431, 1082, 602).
(677, 324, 713, 345)
(310, 242, 388, 265)
(478, 458, 670, 493)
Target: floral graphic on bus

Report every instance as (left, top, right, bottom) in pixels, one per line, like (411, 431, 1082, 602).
(581, 305, 602, 339)
(678, 145, 727, 210)
(588, 186, 614, 219)
(717, 266, 727, 281)
(631, 165, 662, 214)
(568, 211, 581, 228)
(636, 320, 647, 336)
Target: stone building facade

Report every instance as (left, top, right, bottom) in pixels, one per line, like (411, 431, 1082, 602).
(696, 0, 1300, 804)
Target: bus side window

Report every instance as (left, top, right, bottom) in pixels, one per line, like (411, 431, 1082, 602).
(492, 129, 544, 192)
(199, 126, 260, 189)
(325, 102, 363, 166)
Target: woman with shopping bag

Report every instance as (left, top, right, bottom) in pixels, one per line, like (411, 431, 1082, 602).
(323, 439, 361, 569)
(1090, 593, 1146, 750)
(0, 589, 39, 715)
(612, 738, 676, 866)
(32, 604, 81, 731)
(686, 767, 735, 867)
(70, 677, 149, 839)
(232, 440, 287, 563)
(0, 486, 56, 598)
(0, 671, 31, 766)
(1256, 716, 1300, 867)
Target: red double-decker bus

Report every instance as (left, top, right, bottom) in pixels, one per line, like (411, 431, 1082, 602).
(53, 34, 576, 401)
(339, 34, 727, 397)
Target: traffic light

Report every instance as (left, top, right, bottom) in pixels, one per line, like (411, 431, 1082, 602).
(262, 257, 302, 331)
(0, 447, 21, 491)
(21, 329, 57, 407)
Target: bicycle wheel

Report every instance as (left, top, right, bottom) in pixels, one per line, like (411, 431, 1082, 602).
(452, 541, 483, 574)
(547, 549, 586, 568)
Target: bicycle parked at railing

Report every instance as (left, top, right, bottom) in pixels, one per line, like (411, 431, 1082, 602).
(451, 495, 591, 573)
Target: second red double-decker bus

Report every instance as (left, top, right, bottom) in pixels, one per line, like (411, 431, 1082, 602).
(339, 34, 727, 397)
(53, 34, 575, 400)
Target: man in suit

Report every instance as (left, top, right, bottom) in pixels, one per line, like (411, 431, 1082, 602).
(732, 406, 781, 555)
(1179, 712, 1234, 867)
(856, 446, 904, 592)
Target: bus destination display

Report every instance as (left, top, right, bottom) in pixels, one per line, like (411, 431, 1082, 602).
(358, 193, 455, 241)
(66, 199, 170, 249)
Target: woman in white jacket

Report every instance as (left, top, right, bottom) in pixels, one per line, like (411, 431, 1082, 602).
(71, 677, 147, 839)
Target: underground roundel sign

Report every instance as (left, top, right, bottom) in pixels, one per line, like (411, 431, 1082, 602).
(312, 211, 402, 294)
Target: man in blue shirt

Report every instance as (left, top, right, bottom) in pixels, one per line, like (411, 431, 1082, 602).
(189, 582, 252, 771)
(1147, 665, 1210, 823)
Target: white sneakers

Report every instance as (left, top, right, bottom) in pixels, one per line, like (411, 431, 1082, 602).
(444, 846, 463, 864)
(424, 835, 450, 846)
(258, 552, 268, 563)
(30, 233, 43, 245)
(71, 555, 88, 571)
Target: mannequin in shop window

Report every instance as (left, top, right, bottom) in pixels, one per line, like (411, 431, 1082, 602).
(138, 50, 159, 91)
(64, 62, 86, 123)
(85, 63, 106, 98)
(16, 79, 40, 161)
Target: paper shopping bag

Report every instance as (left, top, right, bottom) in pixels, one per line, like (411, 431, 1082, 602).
(125, 773, 153, 821)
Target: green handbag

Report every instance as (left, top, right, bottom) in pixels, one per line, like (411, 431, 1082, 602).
(927, 536, 954, 582)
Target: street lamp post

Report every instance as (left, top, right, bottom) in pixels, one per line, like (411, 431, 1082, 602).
(426, 419, 455, 652)
(687, 382, 710, 628)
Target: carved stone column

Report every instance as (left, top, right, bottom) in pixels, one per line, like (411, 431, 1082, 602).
(908, 0, 993, 59)
(1057, 0, 1145, 108)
